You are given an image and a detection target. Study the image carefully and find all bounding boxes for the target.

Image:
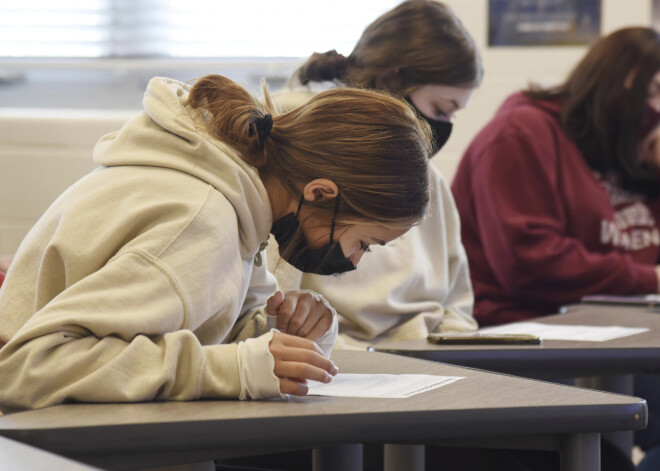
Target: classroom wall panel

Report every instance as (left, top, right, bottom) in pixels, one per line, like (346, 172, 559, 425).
(0, 112, 134, 253)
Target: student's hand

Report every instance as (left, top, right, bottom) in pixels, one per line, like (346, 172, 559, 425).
(266, 290, 334, 341)
(269, 331, 338, 395)
(655, 266, 660, 293)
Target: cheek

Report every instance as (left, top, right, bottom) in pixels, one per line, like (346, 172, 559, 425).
(337, 238, 355, 258)
(301, 225, 328, 250)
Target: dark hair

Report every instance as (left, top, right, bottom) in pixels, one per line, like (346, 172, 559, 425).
(293, 0, 482, 93)
(188, 74, 432, 256)
(526, 27, 660, 197)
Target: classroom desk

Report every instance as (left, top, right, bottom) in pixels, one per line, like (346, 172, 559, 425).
(0, 351, 647, 471)
(371, 303, 660, 456)
(0, 435, 100, 470)
(371, 304, 660, 380)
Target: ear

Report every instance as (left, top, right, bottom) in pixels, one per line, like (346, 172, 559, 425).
(302, 179, 339, 203)
(375, 68, 403, 91)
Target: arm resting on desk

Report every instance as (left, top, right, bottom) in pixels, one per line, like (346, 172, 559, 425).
(0, 251, 281, 411)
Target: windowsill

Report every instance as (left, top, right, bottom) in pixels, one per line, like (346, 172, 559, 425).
(0, 58, 301, 110)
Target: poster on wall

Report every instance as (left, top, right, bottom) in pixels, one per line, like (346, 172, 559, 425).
(489, 0, 601, 46)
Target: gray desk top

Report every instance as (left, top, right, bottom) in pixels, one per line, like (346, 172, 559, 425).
(0, 351, 647, 469)
(372, 304, 660, 378)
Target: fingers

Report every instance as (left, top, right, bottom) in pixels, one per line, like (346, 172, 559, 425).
(303, 315, 333, 341)
(277, 292, 313, 334)
(277, 292, 333, 338)
(296, 303, 332, 340)
(276, 292, 302, 333)
(273, 331, 325, 354)
(266, 291, 285, 317)
(270, 332, 339, 396)
(279, 378, 309, 396)
(274, 358, 334, 384)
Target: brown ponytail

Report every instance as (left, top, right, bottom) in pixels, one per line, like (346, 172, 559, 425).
(188, 74, 276, 168)
(293, 0, 482, 93)
(295, 50, 352, 85)
(188, 73, 431, 229)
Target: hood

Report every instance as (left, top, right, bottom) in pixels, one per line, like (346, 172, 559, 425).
(93, 77, 272, 256)
(496, 90, 562, 120)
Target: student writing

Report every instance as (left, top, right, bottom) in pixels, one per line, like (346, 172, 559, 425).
(0, 74, 431, 411)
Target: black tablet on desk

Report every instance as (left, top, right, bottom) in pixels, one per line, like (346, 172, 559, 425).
(581, 294, 660, 307)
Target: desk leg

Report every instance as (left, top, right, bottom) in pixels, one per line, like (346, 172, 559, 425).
(560, 433, 600, 471)
(313, 444, 362, 471)
(384, 444, 425, 471)
(576, 374, 634, 457)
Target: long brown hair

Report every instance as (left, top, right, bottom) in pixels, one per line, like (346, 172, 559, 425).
(292, 0, 482, 93)
(527, 27, 660, 197)
(188, 74, 431, 255)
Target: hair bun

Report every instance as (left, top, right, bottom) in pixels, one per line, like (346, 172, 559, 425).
(300, 50, 350, 84)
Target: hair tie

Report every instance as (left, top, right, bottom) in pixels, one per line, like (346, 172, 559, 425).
(253, 114, 273, 145)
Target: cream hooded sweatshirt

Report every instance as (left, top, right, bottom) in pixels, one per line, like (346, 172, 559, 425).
(0, 77, 336, 412)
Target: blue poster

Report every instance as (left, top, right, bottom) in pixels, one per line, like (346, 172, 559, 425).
(489, 0, 601, 46)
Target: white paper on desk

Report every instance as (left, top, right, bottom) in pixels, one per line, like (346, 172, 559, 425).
(306, 373, 464, 398)
(480, 322, 648, 342)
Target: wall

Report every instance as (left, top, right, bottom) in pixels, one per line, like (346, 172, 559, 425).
(434, 0, 653, 181)
(0, 110, 137, 253)
(0, 0, 654, 254)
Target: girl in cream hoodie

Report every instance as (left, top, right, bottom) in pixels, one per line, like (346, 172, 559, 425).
(0, 74, 431, 411)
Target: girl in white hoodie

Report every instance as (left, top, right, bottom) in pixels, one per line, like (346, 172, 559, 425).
(0, 74, 431, 411)
(269, 0, 482, 348)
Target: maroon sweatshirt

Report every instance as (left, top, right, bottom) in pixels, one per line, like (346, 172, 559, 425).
(452, 92, 660, 326)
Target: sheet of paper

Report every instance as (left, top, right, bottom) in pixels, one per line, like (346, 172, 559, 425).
(306, 373, 464, 398)
(480, 322, 648, 342)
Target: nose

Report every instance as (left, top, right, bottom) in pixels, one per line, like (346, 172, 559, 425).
(649, 96, 660, 113)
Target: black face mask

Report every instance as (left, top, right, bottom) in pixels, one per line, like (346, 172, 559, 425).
(270, 196, 357, 275)
(405, 96, 453, 155)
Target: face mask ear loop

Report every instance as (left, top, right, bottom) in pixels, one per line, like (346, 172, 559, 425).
(295, 195, 305, 218)
(329, 194, 340, 242)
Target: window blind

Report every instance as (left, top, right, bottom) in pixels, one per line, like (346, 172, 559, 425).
(0, 0, 400, 59)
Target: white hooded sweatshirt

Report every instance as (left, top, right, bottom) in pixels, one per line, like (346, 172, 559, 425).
(269, 86, 477, 349)
(0, 77, 336, 411)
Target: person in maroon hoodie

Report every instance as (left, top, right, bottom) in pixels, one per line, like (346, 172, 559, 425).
(452, 27, 660, 470)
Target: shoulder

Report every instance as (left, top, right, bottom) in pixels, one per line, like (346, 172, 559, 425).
(487, 96, 561, 144)
(421, 165, 460, 233)
(463, 95, 564, 166)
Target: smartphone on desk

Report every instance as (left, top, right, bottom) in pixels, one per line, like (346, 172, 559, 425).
(427, 332, 542, 345)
